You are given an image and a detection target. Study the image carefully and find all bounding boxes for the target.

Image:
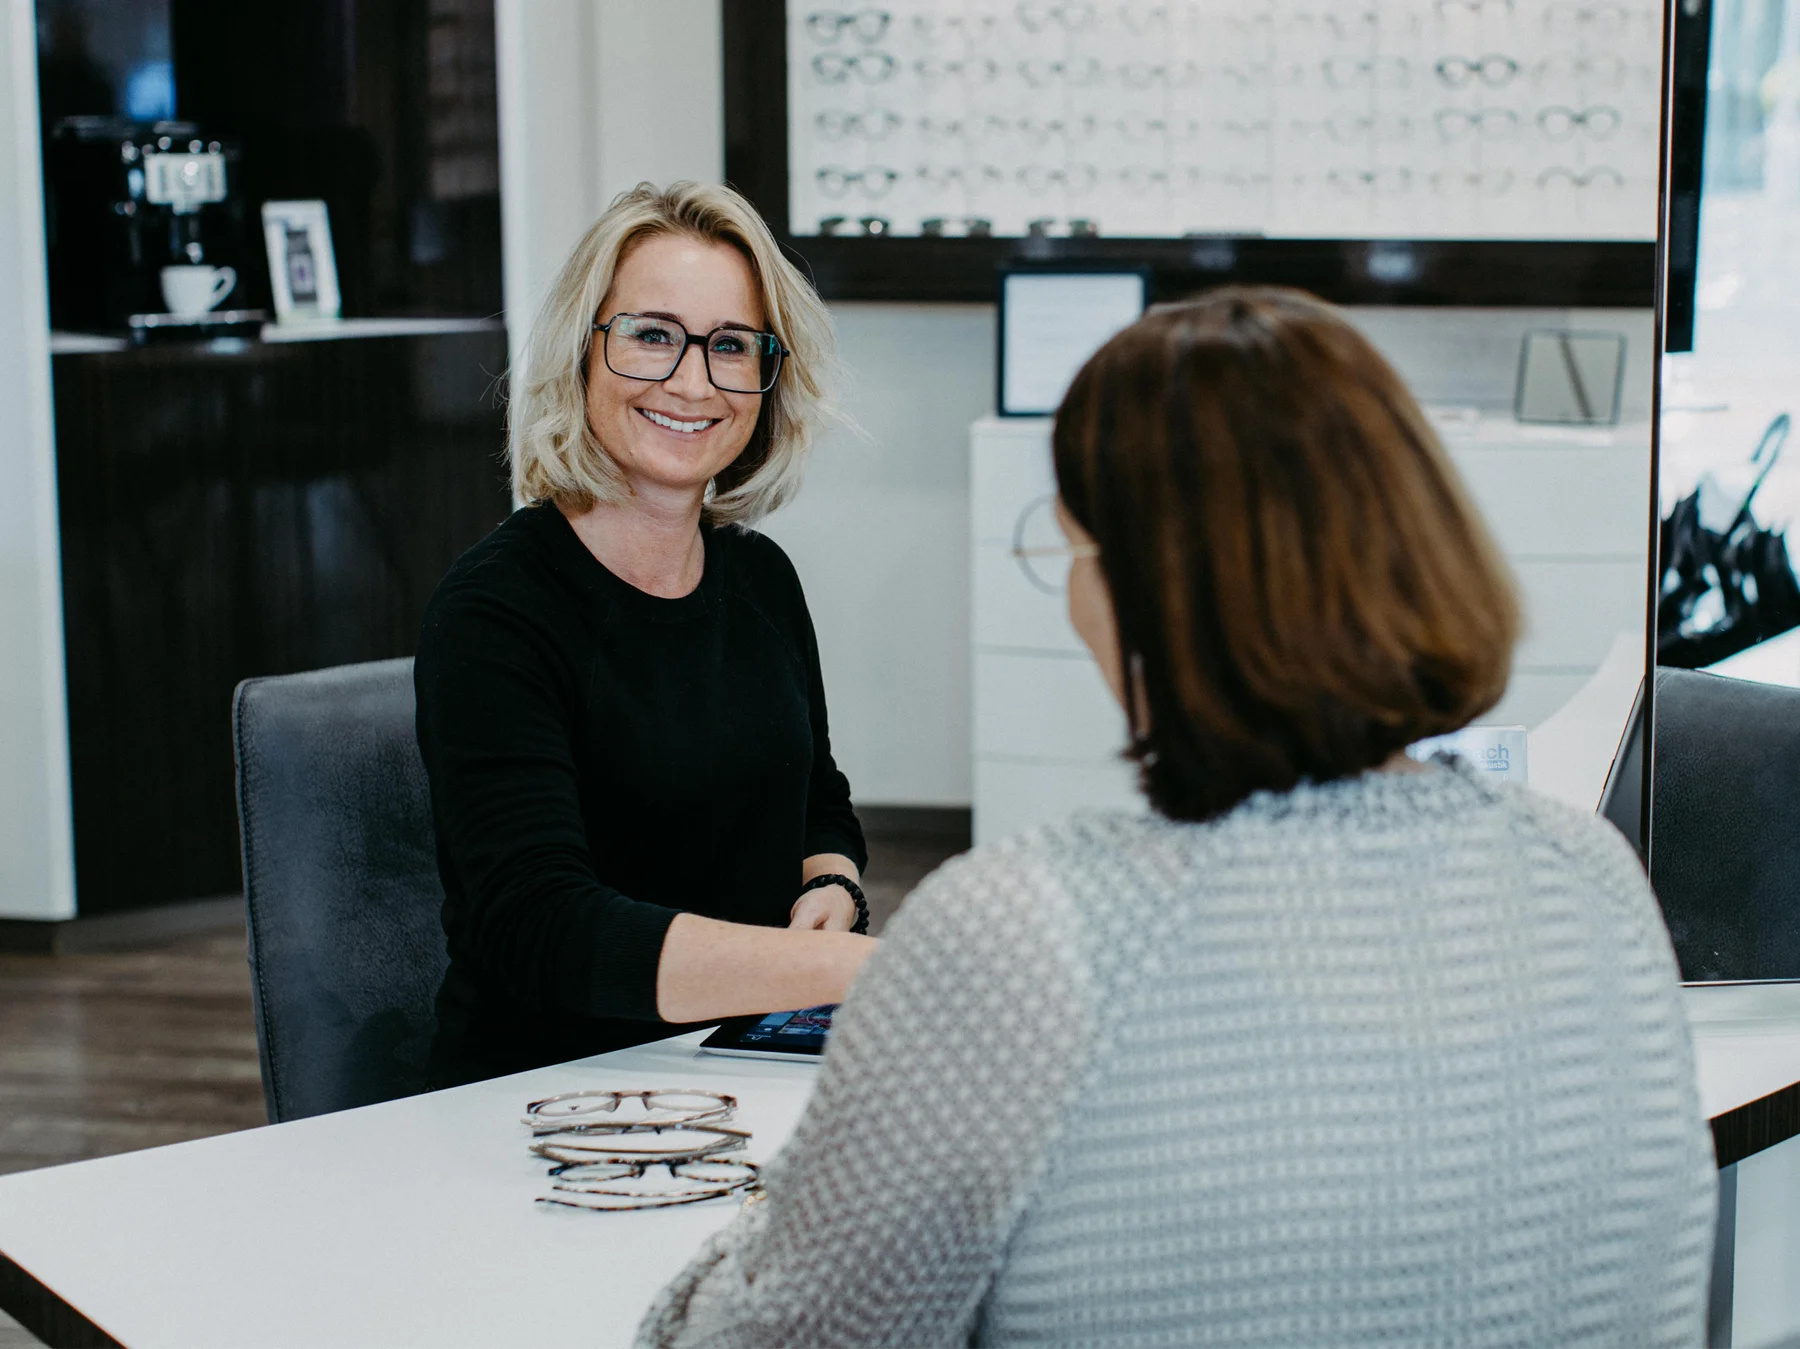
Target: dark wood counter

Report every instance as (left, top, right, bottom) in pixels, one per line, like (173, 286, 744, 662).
(51, 324, 511, 915)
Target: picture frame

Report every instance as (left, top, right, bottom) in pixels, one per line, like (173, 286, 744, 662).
(1514, 330, 1628, 427)
(997, 266, 1150, 417)
(261, 200, 341, 322)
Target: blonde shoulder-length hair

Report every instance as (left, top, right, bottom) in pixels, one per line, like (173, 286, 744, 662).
(509, 181, 836, 526)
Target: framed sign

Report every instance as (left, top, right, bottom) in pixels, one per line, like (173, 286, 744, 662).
(997, 267, 1148, 415)
(261, 200, 342, 322)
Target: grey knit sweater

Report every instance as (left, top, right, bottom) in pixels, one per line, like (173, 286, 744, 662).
(638, 764, 1716, 1347)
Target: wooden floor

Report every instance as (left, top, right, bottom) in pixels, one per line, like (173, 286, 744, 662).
(0, 928, 267, 1179)
(0, 830, 953, 1181)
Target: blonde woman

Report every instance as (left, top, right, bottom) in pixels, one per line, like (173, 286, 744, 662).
(415, 183, 875, 1087)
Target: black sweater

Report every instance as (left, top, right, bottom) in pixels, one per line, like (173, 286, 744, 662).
(414, 504, 866, 1087)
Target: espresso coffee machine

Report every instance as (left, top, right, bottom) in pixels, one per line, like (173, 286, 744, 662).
(43, 116, 259, 333)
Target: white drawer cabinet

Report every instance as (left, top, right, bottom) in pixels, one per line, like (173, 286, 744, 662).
(968, 414, 1651, 843)
(974, 758, 1143, 845)
(975, 651, 1126, 761)
(972, 544, 1086, 655)
(970, 419, 1058, 545)
(971, 417, 1140, 845)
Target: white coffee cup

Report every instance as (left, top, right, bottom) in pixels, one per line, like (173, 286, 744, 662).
(160, 265, 237, 317)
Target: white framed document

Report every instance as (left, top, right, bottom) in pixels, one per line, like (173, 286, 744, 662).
(261, 200, 342, 322)
(998, 270, 1149, 418)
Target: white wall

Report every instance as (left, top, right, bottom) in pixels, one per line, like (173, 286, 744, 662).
(760, 305, 995, 806)
(494, 0, 723, 379)
(1733, 1134, 1800, 1346)
(0, 0, 75, 919)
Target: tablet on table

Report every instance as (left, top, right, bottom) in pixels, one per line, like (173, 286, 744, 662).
(698, 1004, 835, 1061)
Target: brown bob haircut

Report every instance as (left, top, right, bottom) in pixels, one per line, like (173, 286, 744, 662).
(1053, 286, 1520, 823)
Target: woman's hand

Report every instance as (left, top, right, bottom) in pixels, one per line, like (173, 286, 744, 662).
(789, 884, 857, 931)
(656, 915, 877, 1023)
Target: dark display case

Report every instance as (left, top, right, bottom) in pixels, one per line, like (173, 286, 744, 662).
(51, 326, 511, 915)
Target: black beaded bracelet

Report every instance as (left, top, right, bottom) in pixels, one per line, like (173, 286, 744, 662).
(799, 872, 869, 935)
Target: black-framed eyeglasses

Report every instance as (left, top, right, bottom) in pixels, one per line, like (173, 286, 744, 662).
(592, 314, 788, 395)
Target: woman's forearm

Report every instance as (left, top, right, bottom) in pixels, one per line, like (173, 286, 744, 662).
(803, 852, 860, 885)
(654, 912, 876, 1024)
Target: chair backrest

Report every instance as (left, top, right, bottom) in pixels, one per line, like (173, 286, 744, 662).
(1651, 666, 1800, 981)
(233, 658, 447, 1122)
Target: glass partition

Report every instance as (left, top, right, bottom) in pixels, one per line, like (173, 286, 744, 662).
(1650, 0, 1800, 981)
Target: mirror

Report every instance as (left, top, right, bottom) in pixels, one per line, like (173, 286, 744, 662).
(1648, 0, 1800, 981)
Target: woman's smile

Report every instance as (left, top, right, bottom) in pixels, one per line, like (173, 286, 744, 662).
(636, 406, 722, 436)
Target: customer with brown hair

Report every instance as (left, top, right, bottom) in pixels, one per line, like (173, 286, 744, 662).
(639, 288, 1716, 1348)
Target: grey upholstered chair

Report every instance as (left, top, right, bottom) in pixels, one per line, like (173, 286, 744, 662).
(1650, 665, 1800, 982)
(233, 657, 448, 1123)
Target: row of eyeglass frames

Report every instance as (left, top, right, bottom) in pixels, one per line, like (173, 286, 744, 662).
(818, 105, 1631, 147)
(522, 1089, 761, 1212)
(807, 51, 1652, 90)
(801, 5, 1654, 47)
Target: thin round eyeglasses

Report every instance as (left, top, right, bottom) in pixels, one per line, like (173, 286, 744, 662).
(592, 314, 789, 395)
(522, 1088, 737, 1135)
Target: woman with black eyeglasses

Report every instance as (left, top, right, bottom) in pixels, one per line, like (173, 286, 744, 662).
(414, 182, 875, 1089)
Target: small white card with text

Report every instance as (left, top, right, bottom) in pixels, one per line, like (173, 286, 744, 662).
(1408, 726, 1529, 785)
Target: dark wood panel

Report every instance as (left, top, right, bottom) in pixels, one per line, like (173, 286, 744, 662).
(0, 1254, 121, 1349)
(1712, 1078, 1800, 1169)
(52, 329, 512, 915)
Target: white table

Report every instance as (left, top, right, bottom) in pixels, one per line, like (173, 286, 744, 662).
(4, 996, 1800, 1349)
(0, 1033, 814, 1349)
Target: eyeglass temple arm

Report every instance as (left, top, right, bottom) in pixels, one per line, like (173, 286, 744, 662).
(1010, 544, 1102, 559)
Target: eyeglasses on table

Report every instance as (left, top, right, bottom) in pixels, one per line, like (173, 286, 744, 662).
(522, 1087, 737, 1135)
(530, 1124, 752, 1165)
(524, 1088, 762, 1213)
(538, 1157, 763, 1212)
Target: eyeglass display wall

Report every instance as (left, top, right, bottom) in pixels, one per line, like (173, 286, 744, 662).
(723, 0, 1667, 303)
